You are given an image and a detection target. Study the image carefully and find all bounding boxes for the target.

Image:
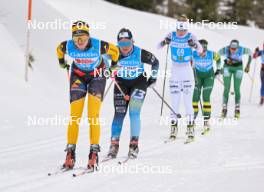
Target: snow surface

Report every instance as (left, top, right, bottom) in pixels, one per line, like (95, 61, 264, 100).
(0, 0, 264, 192)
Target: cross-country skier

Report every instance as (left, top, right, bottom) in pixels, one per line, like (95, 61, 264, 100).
(192, 39, 221, 134)
(56, 21, 119, 170)
(253, 43, 264, 105)
(218, 39, 252, 118)
(106, 28, 159, 159)
(157, 15, 203, 143)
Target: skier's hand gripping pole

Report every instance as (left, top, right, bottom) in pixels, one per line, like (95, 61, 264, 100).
(111, 77, 130, 101)
(103, 80, 114, 100)
(248, 58, 258, 102)
(152, 87, 181, 118)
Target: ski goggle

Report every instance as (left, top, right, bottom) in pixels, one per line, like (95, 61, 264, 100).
(72, 35, 89, 43)
(118, 41, 132, 47)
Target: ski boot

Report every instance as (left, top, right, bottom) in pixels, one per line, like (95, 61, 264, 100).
(234, 104, 240, 119)
(63, 144, 76, 169)
(201, 119, 210, 135)
(128, 137, 139, 159)
(169, 120, 178, 139)
(260, 97, 264, 105)
(107, 138, 119, 158)
(185, 123, 195, 144)
(221, 104, 227, 118)
(87, 144, 100, 171)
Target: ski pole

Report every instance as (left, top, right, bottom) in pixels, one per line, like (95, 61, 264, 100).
(67, 69, 70, 81)
(249, 58, 257, 102)
(103, 80, 114, 99)
(247, 73, 254, 82)
(160, 45, 169, 116)
(216, 77, 234, 95)
(111, 78, 130, 101)
(152, 87, 181, 118)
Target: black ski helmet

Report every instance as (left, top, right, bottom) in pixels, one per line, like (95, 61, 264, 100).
(72, 21, 89, 36)
(117, 28, 133, 41)
(199, 39, 208, 51)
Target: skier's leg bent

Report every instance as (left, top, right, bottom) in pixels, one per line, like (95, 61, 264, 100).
(202, 75, 214, 121)
(169, 80, 181, 138)
(67, 74, 87, 145)
(111, 84, 129, 139)
(233, 67, 243, 105)
(87, 77, 106, 169)
(169, 80, 181, 122)
(192, 75, 202, 119)
(233, 67, 243, 118)
(64, 73, 87, 168)
(183, 80, 195, 124)
(223, 66, 232, 105)
(88, 77, 106, 144)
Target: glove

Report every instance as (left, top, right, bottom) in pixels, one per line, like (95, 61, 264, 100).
(59, 63, 70, 70)
(187, 39, 197, 48)
(147, 77, 157, 88)
(244, 65, 250, 73)
(214, 69, 221, 77)
(253, 47, 259, 58)
(224, 58, 232, 65)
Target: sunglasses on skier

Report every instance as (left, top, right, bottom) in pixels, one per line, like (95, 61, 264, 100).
(230, 42, 239, 51)
(118, 41, 133, 47)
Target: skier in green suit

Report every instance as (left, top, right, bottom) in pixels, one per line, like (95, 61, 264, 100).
(218, 39, 252, 118)
(192, 39, 221, 134)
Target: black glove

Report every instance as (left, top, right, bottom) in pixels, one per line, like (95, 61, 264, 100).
(214, 69, 221, 76)
(147, 77, 157, 88)
(244, 65, 250, 73)
(60, 63, 70, 70)
(255, 47, 259, 53)
(188, 39, 197, 48)
(224, 58, 232, 65)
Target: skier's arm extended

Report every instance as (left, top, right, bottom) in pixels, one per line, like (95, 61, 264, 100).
(157, 32, 172, 49)
(243, 47, 252, 67)
(101, 41, 119, 62)
(188, 34, 203, 54)
(56, 41, 69, 69)
(141, 49, 160, 79)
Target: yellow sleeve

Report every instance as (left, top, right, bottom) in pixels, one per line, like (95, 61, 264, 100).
(56, 41, 67, 64)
